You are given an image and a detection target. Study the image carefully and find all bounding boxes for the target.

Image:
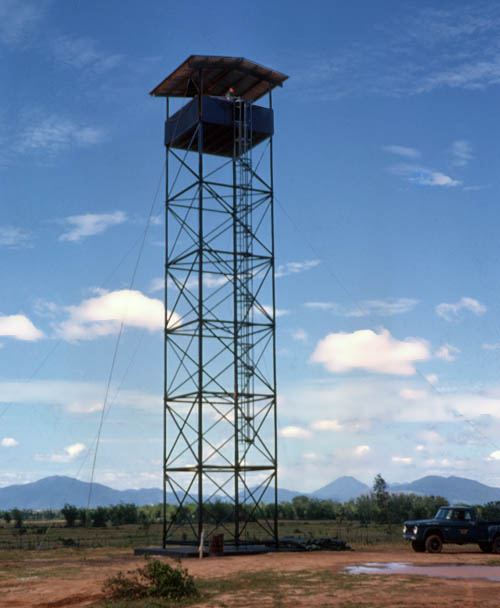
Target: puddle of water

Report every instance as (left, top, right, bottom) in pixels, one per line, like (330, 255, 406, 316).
(344, 562, 500, 582)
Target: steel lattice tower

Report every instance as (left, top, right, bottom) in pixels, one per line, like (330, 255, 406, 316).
(150, 56, 288, 548)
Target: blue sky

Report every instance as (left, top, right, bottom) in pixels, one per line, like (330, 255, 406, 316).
(3, 0, 500, 493)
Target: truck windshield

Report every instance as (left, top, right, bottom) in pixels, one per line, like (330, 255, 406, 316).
(435, 508, 449, 519)
(435, 508, 474, 521)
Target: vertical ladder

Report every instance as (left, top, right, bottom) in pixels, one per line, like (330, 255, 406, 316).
(234, 98, 254, 463)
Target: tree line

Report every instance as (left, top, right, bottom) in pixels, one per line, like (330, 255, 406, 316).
(0, 503, 161, 529)
(3, 475, 500, 528)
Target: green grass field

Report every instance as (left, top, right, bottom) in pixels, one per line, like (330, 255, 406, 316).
(0, 519, 407, 551)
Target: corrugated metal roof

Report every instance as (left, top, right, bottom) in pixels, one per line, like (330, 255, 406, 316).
(150, 55, 288, 102)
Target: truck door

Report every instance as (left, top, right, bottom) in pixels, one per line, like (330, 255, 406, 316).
(445, 509, 475, 542)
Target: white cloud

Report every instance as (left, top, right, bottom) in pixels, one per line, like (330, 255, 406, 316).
(392, 456, 413, 464)
(75, 128, 104, 146)
(435, 343, 460, 362)
(203, 274, 229, 288)
(149, 277, 165, 293)
(36, 442, 86, 463)
(291, 328, 309, 342)
(17, 115, 105, 155)
(149, 214, 162, 226)
(305, 298, 418, 317)
(1, 437, 19, 447)
(416, 445, 425, 452)
(411, 170, 460, 187)
(66, 401, 103, 414)
(303, 453, 318, 460)
(436, 296, 486, 321)
(33, 299, 59, 319)
(59, 211, 127, 242)
(390, 164, 460, 187)
(275, 400, 491, 488)
(0, 314, 44, 341)
(425, 374, 439, 385)
(0, 226, 31, 248)
(256, 305, 290, 318)
(57, 289, 181, 341)
(311, 419, 343, 431)
(291, 7, 500, 102)
(463, 184, 488, 192)
(488, 451, 500, 461)
(275, 259, 320, 278)
(400, 388, 427, 401)
(93, 469, 164, 491)
(310, 328, 430, 376)
(418, 430, 444, 444)
(305, 302, 336, 311)
(419, 58, 500, 93)
(52, 35, 123, 73)
(345, 298, 419, 317)
(483, 343, 500, 351)
(279, 426, 312, 439)
(383, 145, 421, 158)
(0, 379, 162, 413)
(150, 274, 229, 294)
(450, 140, 473, 167)
(282, 375, 500, 431)
(354, 445, 370, 456)
(168, 276, 198, 291)
(0, 0, 44, 46)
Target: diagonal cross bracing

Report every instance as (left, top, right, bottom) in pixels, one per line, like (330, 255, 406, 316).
(162, 90, 278, 548)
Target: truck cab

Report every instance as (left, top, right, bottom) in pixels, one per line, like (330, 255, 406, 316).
(403, 506, 500, 553)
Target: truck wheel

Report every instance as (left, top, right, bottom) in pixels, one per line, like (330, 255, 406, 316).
(492, 537, 500, 554)
(425, 534, 443, 553)
(411, 540, 425, 552)
(479, 542, 492, 553)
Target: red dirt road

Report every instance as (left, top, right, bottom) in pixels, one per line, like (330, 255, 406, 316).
(2, 547, 500, 607)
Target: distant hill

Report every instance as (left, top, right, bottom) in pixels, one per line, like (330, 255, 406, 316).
(0, 476, 301, 510)
(389, 475, 500, 505)
(312, 476, 369, 501)
(253, 487, 301, 503)
(3, 474, 500, 510)
(0, 476, 164, 510)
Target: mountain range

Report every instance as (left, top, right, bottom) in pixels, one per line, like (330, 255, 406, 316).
(1, 474, 500, 510)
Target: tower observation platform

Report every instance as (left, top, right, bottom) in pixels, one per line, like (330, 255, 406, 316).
(151, 56, 288, 551)
(151, 56, 287, 157)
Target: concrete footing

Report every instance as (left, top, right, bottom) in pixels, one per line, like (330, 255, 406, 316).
(134, 544, 273, 558)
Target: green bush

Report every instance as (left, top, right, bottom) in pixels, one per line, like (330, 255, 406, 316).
(102, 559, 198, 601)
(11, 508, 24, 528)
(480, 501, 500, 520)
(61, 503, 78, 527)
(109, 503, 138, 526)
(91, 506, 109, 527)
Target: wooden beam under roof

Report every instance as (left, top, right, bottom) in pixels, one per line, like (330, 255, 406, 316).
(150, 55, 288, 102)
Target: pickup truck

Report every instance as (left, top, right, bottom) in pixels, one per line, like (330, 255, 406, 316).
(403, 506, 500, 553)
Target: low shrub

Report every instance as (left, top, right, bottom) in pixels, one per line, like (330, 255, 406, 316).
(58, 537, 79, 548)
(102, 559, 198, 601)
(102, 571, 145, 600)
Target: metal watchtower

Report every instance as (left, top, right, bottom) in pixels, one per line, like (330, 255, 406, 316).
(150, 56, 288, 549)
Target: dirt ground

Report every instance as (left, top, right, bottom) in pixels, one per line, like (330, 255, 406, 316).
(2, 546, 500, 607)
